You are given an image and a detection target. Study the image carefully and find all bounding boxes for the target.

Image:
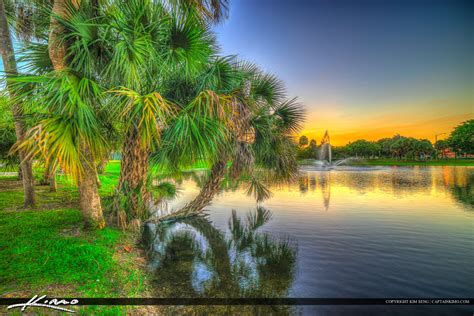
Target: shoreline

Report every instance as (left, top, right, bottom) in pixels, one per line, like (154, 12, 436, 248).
(298, 158, 474, 167)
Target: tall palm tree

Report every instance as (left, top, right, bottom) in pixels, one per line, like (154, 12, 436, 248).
(11, 0, 107, 228)
(99, 0, 228, 223)
(0, 0, 35, 207)
(51, 0, 106, 229)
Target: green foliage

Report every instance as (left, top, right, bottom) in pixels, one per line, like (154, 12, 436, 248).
(4, 0, 52, 42)
(0, 97, 18, 170)
(346, 139, 380, 158)
(11, 72, 109, 179)
(298, 135, 308, 147)
(153, 181, 177, 199)
(448, 119, 474, 156)
(297, 136, 317, 159)
(297, 133, 442, 161)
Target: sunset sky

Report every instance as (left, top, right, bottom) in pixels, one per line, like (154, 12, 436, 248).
(0, 0, 472, 146)
(215, 0, 473, 145)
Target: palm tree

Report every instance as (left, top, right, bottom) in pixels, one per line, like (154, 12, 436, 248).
(10, 0, 107, 228)
(11, 0, 231, 228)
(51, 0, 106, 228)
(95, 0, 232, 225)
(0, 0, 35, 207)
(158, 61, 305, 219)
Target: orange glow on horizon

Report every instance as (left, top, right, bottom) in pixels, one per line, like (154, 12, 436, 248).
(298, 102, 472, 146)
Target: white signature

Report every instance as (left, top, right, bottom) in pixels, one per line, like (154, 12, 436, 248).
(7, 295, 78, 313)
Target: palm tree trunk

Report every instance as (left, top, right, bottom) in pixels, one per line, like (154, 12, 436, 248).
(49, 165, 57, 192)
(49, 0, 105, 228)
(97, 155, 108, 174)
(78, 141, 105, 229)
(118, 126, 150, 218)
(0, 1, 36, 207)
(48, 0, 68, 71)
(42, 159, 57, 191)
(42, 160, 51, 185)
(168, 157, 227, 219)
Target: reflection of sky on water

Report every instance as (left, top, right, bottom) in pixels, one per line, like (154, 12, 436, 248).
(150, 166, 473, 315)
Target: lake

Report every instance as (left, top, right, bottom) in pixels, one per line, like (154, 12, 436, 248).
(145, 166, 473, 315)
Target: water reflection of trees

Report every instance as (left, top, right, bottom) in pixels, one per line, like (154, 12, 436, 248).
(143, 208, 297, 314)
(166, 167, 473, 212)
(161, 171, 251, 194)
(450, 173, 474, 209)
(296, 167, 473, 210)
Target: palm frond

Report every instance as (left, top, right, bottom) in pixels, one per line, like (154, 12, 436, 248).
(163, 10, 217, 76)
(110, 87, 176, 148)
(272, 97, 305, 134)
(164, 0, 229, 24)
(153, 111, 228, 169)
(17, 40, 52, 74)
(250, 72, 286, 106)
(246, 176, 272, 202)
(10, 71, 108, 180)
(246, 206, 272, 231)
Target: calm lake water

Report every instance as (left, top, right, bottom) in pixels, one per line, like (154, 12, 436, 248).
(145, 166, 473, 315)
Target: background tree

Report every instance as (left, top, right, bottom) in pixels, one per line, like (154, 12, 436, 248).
(0, 97, 18, 171)
(435, 139, 450, 159)
(346, 140, 379, 158)
(0, 0, 35, 206)
(299, 135, 308, 147)
(448, 120, 473, 157)
(308, 139, 318, 158)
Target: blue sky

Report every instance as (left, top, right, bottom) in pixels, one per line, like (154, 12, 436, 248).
(213, 0, 473, 144)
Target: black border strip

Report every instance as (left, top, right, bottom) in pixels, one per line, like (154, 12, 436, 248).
(0, 298, 472, 306)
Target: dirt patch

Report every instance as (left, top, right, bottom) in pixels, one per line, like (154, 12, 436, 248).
(60, 226, 82, 238)
(0, 179, 23, 191)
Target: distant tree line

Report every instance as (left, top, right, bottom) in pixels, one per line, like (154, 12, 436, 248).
(297, 119, 473, 160)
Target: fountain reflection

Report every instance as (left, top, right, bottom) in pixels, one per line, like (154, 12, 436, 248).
(143, 208, 297, 313)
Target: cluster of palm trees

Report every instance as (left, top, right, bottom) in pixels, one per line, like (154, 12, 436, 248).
(1, 0, 305, 230)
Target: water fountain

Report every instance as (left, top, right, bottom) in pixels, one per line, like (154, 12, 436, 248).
(318, 130, 332, 164)
(304, 130, 357, 170)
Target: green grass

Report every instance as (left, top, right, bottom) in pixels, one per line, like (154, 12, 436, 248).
(347, 158, 474, 166)
(0, 160, 153, 314)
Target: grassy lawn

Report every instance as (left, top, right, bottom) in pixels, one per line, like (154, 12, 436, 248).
(347, 158, 474, 166)
(0, 160, 155, 314)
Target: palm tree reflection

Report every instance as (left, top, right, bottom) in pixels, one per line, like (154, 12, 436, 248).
(144, 207, 297, 302)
